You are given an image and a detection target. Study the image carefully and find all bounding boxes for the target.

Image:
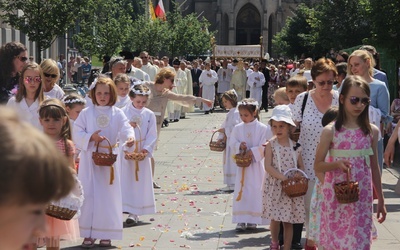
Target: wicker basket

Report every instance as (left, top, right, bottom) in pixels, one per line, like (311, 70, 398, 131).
(46, 205, 77, 220)
(125, 151, 147, 161)
(124, 125, 147, 161)
(290, 128, 301, 142)
(92, 137, 117, 166)
(334, 169, 359, 204)
(281, 168, 309, 198)
(234, 150, 252, 168)
(209, 131, 226, 152)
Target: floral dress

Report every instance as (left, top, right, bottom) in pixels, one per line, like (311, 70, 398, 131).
(319, 125, 374, 250)
(262, 138, 305, 224)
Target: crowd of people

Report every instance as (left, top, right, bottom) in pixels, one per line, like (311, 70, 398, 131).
(0, 40, 395, 250)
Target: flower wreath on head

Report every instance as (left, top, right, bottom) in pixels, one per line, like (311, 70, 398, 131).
(130, 81, 151, 96)
(62, 95, 86, 105)
(237, 100, 259, 108)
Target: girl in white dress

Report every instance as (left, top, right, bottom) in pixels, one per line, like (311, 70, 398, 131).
(7, 62, 45, 130)
(114, 73, 131, 108)
(229, 99, 273, 231)
(216, 89, 241, 191)
(40, 59, 65, 99)
(119, 84, 157, 224)
(73, 76, 135, 248)
(263, 105, 306, 250)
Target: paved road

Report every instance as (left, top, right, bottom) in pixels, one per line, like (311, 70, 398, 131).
(61, 108, 400, 249)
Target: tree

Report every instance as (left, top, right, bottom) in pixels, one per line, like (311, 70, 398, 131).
(369, 0, 400, 61)
(163, 8, 214, 58)
(72, 0, 133, 58)
(272, 4, 318, 58)
(128, 16, 168, 56)
(314, 0, 370, 52)
(0, 0, 87, 62)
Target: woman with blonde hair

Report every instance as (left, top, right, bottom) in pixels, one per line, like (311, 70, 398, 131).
(347, 49, 390, 172)
(40, 59, 65, 99)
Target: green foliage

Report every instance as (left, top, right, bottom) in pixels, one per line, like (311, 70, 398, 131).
(0, 0, 86, 62)
(272, 4, 317, 58)
(164, 9, 213, 58)
(314, 0, 370, 51)
(273, 1, 372, 58)
(368, 0, 400, 61)
(72, 0, 133, 58)
(128, 16, 168, 56)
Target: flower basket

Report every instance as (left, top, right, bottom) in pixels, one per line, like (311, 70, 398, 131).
(334, 168, 359, 204)
(92, 137, 117, 166)
(209, 131, 226, 152)
(234, 149, 252, 168)
(281, 168, 309, 198)
(46, 205, 77, 221)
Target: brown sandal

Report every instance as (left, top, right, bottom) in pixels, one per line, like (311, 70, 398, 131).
(99, 239, 112, 247)
(81, 238, 96, 248)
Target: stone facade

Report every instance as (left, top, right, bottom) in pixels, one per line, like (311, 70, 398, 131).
(171, 0, 314, 54)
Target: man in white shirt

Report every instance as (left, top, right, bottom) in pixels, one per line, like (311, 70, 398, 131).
(140, 51, 158, 81)
(199, 62, 218, 114)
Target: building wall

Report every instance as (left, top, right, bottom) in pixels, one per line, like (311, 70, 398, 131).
(177, 0, 303, 55)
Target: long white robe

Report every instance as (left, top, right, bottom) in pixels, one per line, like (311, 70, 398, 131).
(247, 71, 265, 105)
(230, 70, 247, 101)
(182, 68, 194, 113)
(229, 119, 272, 224)
(217, 68, 232, 94)
(115, 95, 131, 109)
(127, 66, 150, 82)
(7, 96, 42, 130)
(167, 69, 187, 119)
(199, 69, 218, 111)
(119, 104, 157, 215)
(73, 105, 135, 240)
(218, 107, 241, 186)
(141, 63, 158, 81)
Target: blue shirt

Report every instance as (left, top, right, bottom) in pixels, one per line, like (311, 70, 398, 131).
(369, 78, 391, 123)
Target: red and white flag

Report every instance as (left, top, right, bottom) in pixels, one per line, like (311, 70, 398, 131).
(155, 0, 166, 20)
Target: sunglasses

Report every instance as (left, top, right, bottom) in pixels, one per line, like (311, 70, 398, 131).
(25, 76, 41, 84)
(316, 80, 334, 86)
(349, 96, 370, 106)
(140, 56, 148, 59)
(18, 56, 28, 62)
(44, 72, 58, 78)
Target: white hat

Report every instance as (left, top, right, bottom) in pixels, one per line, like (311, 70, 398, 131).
(269, 105, 296, 127)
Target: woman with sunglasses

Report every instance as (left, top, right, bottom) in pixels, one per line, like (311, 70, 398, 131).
(0, 41, 28, 104)
(291, 58, 339, 250)
(6, 62, 45, 130)
(40, 59, 65, 100)
(347, 50, 390, 174)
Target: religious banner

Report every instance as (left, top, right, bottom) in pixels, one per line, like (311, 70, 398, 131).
(214, 45, 262, 58)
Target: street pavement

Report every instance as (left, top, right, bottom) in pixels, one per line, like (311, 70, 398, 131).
(61, 108, 400, 250)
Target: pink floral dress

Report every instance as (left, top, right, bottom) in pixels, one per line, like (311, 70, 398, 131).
(319, 125, 374, 250)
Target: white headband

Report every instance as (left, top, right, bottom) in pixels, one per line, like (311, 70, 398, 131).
(130, 84, 151, 96)
(238, 100, 259, 107)
(231, 89, 238, 98)
(62, 97, 86, 104)
(89, 78, 98, 90)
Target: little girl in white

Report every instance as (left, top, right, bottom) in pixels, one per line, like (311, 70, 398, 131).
(119, 84, 157, 224)
(7, 62, 45, 130)
(73, 76, 135, 248)
(114, 73, 132, 108)
(263, 105, 306, 250)
(217, 89, 241, 191)
(229, 98, 272, 231)
(63, 93, 86, 169)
